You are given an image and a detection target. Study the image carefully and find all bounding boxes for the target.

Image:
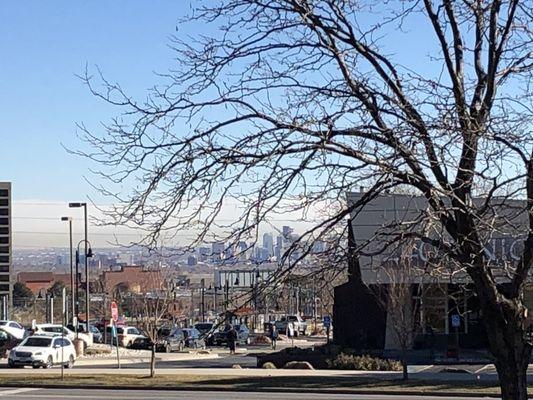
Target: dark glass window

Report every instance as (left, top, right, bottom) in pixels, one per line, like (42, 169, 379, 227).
(0, 256, 8, 263)
(0, 284, 9, 292)
(0, 218, 8, 226)
(0, 190, 8, 197)
(0, 275, 9, 282)
(0, 266, 9, 273)
(0, 199, 7, 206)
(0, 210, 7, 216)
(0, 237, 8, 244)
(0, 247, 8, 254)
(0, 228, 8, 235)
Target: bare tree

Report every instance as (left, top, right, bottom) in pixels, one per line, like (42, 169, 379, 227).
(130, 271, 176, 378)
(76, 1, 533, 398)
(377, 241, 425, 381)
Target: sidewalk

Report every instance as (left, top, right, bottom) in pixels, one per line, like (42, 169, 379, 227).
(76, 352, 219, 366)
(0, 351, 219, 368)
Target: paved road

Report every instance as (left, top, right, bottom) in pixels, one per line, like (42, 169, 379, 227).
(0, 388, 500, 399)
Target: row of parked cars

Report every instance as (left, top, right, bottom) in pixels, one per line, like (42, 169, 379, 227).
(0, 320, 90, 369)
(124, 322, 251, 352)
(0, 316, 263, 367)
(152, 322, 251, 352)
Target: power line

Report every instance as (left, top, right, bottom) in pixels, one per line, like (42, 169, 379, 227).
(12, 230, 194, 238)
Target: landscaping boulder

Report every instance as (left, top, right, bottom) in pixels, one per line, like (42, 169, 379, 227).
(283, 361, 314, 370)
(252, 335, 271, 345)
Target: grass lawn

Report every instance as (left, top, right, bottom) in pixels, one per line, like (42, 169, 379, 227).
(0, 373, 517, 395)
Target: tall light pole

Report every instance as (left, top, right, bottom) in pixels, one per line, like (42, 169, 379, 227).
(69, 202, 90, 334)
(75, 240, 93, 334)
(200, 278, 205, 322)
(61, 216, 74, 324)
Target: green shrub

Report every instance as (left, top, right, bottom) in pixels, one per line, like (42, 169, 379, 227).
(327, 353, 401, 371)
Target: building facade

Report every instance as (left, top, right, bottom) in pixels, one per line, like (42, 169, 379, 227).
(17, 272, 79, 295)
(334, 191, 530, 354)
(0, 182, 11, 318)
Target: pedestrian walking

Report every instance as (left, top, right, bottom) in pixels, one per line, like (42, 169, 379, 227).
(288, 321, 295, 338)
(270, 324, 278, 350)
(227, 325, 237, 354)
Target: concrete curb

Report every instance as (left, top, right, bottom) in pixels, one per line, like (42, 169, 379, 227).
(76, 353, 219, 366)
(0, 382, 511, 398)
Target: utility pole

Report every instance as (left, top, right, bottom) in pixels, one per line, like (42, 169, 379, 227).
(200, 278, 205, 322)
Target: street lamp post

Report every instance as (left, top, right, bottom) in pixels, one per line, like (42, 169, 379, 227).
(200, 278, 205, 322)
(69, 202, 90, 334)
(60, 216, 74, 324)
(75, 239, 93, 334)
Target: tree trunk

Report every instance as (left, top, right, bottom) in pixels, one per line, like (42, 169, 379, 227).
(401, 348, 408, 381)
(150, 345, 156, 378)
(496, 358, 528, 400)
(482, 301, 531, 400)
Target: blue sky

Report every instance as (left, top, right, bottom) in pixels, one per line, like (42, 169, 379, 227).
(0, 1, 447, 248)
(0, 1, 195, 201)
(0, 1, 202, 247)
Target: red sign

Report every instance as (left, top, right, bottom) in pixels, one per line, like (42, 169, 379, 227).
(111, 301, 118, 322)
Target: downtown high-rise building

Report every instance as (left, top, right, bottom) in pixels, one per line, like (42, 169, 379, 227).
(0, 182, 11, 318)
(262, 232, 274, 256)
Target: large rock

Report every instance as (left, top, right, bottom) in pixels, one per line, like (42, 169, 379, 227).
(283, 361, 314, 370)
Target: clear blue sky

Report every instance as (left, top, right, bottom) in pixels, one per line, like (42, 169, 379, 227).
(0, 1, 442, 247)
(0, 1, 195, 202)
(0, 1, 205, 247)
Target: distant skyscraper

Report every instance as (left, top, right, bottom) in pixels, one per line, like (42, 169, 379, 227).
(275, 235, 283, 261)
(262, 233, 274, 256)
(212, 242, 225, 262)
(198, 247, 211, 262)
(282, 225, 294, 243)
(0, 182, 11, 318)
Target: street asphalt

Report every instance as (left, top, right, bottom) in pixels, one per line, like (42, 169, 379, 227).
(0, 388, 501, 399)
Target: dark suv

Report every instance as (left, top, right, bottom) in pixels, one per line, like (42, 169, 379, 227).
(182, 328, 205, 349)
(194, 322, 217, 345)
(155, 327, 185, 353)
(214, 324, 250, 346)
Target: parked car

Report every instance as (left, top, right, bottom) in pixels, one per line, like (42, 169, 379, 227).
(8, 335, 76, 369)
(182, 328, 205, 349)
(0, 320, 26, 340)
(194, 322, 217, 345)
(34, 324, 93, 347)
(0, 329, 23, 357)
(104, 325, 143, 347)
(275, 315, 307, 336)
(214, 324, 250, 346)
(117, 326, 145, 347)
(67, 323, 103, 344)
(129, 336, 152, 350)
(155, 327, 185, 353)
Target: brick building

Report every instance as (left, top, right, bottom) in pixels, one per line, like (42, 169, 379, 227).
(99, 265, 164, 294)
(17, 272, 77, 294)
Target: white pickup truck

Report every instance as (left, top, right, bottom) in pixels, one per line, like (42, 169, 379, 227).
(275, 315, 307, 336)
(34, 324, 93, 347)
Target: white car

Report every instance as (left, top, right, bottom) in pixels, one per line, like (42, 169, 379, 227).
(34, 324, 93, 347)
(116, 326, 145, 347)
(0, 320, 26, 340)
(8, 335, 76, 369)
